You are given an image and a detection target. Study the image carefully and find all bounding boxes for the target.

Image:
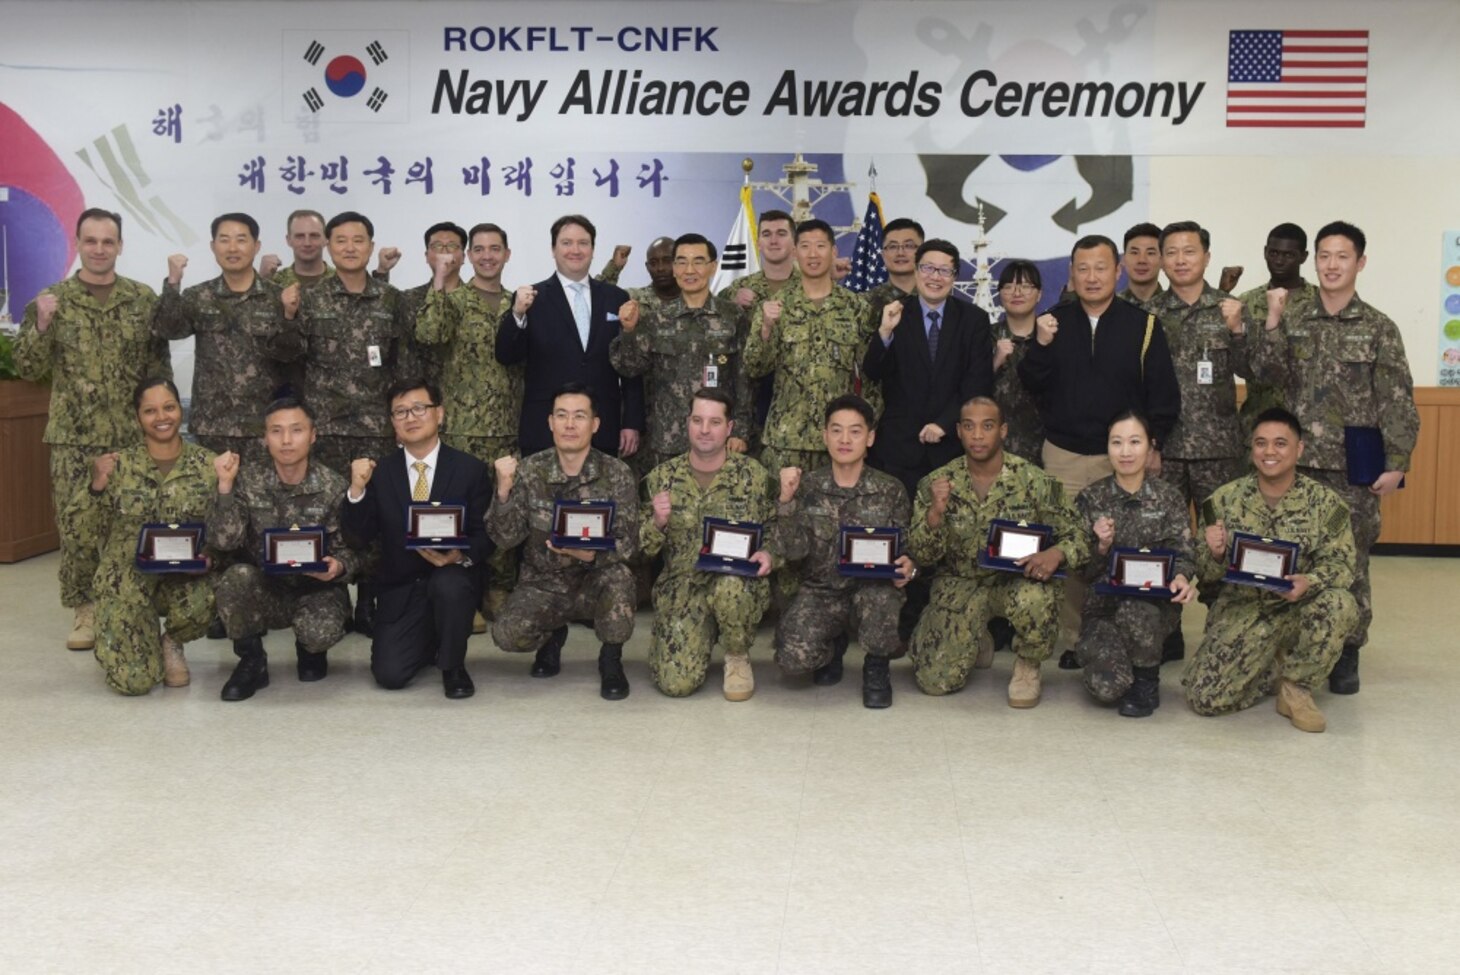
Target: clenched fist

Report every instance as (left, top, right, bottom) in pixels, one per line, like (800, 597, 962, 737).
(259, 253, 282, 278)
(349, 457, 377, 497)
(1035, 313, 1059, 347)
(993, 337, 1015, 371)
(166, 253, 188, 286)
(1093, 515, 1115, 555)
(832, 256, 852, 281)
(1265, 288, 1288, 330)
(760, 299, 782, 340)
(35, 293, 58, 332)
(430, 250, 455, 284)
(733, 287, 756, 310)
(213, 451, 241, 493)
(618, 299, 640, 332)
(1205, 519, 1228, 561)
(514, 285, 538, 317)
(493, 455, 518, 500)
(779, 466, 802, 503)
(610, 244, 632, 269)
(1219, 298, 1245, 335)
(376, 247, 401, 273)
(879, 301, 902, 338)
(280, 283, 301, 319)
(1218, 265, 1243, 293)
(930, 478, 951, 512)
(651, 490, 672, 530)
(91, 452, 120, 492)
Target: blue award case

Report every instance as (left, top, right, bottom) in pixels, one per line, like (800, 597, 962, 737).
(837, 525, 906, 580)
(262, 525, 329, 575)
(1222, 530, 1298, 593)
(1344, 426, 1403, 489)
(550, 498, 618, 552)
(135, 522, 207, 574)
(695, 517, 764, 577)
(1092, 547, 1178, 598)
(404, 501, 470, 550)
(977, 518, 1065, 579)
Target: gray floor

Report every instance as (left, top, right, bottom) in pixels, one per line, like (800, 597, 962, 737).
(2, 551, 1457, 974)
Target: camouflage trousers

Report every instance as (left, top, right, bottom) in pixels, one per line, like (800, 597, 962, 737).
(775, 583, 904, 673)
(1183, 587, 1357, 716)
(445, 433, 520, 598)
(911, 573, 1061, 694)
(312, 435, 397, 477)
(1043, 440, 1114, 649)
(758, 445, 826, 611)
(1158, 456, 1244, 513)
(649, 572, 769, 697)
(491, 564, 636, 652)
(1302, 467, 1379, 651)
(94, 564, 215, 696)
(215, 563, 350, 653)
(1076, 595, 1179, 704)
(50, 442, 112, 607)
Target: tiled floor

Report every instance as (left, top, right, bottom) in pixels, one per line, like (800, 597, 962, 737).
(2, 551, 1456, 974)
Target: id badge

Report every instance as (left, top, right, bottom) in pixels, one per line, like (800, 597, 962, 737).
(367, 344, 383, 367)
(703, 363, 719, 387)
(1197, 360, 1213, 385)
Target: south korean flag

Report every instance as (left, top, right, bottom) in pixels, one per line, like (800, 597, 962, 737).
(283, 30, 409, 123)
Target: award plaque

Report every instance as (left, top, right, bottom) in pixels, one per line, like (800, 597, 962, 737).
(135, 522, 207, 573)
(1092, 547, 1178, 598)
(695, 517, 764, 576)
(1223, 530, 1299, 593)
(977, 519, 1065, 578)
(405, 501, 470, 550)
(262, 524, 329, 575)
(1344, 426, 1405, 489)
(837, 525, 906, 580)
(551, 498, 617, 551)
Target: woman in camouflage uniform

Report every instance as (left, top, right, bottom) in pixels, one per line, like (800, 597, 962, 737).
(991, 260, 1047, 466)
(65, 378, 218, 695)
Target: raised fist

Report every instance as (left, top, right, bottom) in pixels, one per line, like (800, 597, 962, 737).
(90, 452, 120, 492)
(832, 256, 852, 281)
(1205, 520, 1228, 561)
(280, 283, 301, 319)
(779, 466, 802, 503)
(493, 455, 518, 498)
(513, 285, 537, 317)
(1219, 298, 1245, 334)
(166, 253, 188, 286)
(376, 247, 402, 273)
(1035, 313, 1059, 347)
(430, 250, 455, 281)
(35, 293, 58, 332)
(1218, 265, 1244, 293)
(1266, 287, 1288, 317)
(349, 457, 377, 496)
(733, 287, 756, 309)
(993, 337, 1015, 371)
(618, 299, 640, 332)
(762, 299, 782, 328)
(213, 450, 241, 491)
(880, 301, 903, 335)
(651, 490, 672, 530)
(611, 244, 632, 268)
(1093, 515, 1116, 553)
(929, 478, 952, 512)
(259, 253, 282, 278)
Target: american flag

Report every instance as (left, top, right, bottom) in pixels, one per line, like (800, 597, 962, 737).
(1227, 29, 1368, 129)
(844, 192, 888, 293)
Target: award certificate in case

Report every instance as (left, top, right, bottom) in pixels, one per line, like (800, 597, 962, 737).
(135, 522, 207, 573)
(837, 525, 906, 580)
(263, 525, 329, 574)
(550, 499, 617, 551)
(1092, 547, 1177, 597)
(405, 502, 470, 550)
(695, 517, 764, 576)
(1223, 531, 1299, 593)
(977, 519, 1065, 578)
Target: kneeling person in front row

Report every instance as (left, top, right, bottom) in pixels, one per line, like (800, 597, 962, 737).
(208, 396, 359, 701)
(486, 383, 639, 700)
(641, 388, 777, 700)
(775, 395, 916, 708)
(909, 397, 1089, 707)
(1184, 408, 1357, 732)
(341, 378, 494, 699)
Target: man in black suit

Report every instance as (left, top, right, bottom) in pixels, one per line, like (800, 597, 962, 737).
(495, 214, 644, 458)
(341, 377, 494, 698)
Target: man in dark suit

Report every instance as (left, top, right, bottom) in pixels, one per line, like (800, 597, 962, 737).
(341, 377, 494, 698)
(496, 214, 645, 457)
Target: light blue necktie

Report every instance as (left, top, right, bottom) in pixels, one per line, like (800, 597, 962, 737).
(569, 281, 591, 349)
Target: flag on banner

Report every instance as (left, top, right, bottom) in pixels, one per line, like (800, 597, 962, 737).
(711, 179, 760, 293)
(844, 192, 888, 293)
(1226, 29, 1369, 129)
(283, 30, 409, 123)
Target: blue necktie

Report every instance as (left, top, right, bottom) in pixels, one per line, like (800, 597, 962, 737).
(927, 310, 941, 362)
(569, 282, 590, 349)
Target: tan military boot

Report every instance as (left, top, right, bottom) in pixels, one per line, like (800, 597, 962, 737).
(471, 611, 488, 635)
(1008, 657, 1041, 708)
(160, 633, 190, 687)
(723, 652, 755, 702)
(66, 603, 96, 651)
(974, 633, 995, 670)
(1276, 680, 1326, 733)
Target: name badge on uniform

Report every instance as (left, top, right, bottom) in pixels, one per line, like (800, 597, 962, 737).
(702, 354, 719, 388)
(1197, 360, 1213, 385)
(367, 344, 383, 367)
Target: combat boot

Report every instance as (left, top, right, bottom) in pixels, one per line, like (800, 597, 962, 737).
(1328, 646, 1360, 695)
(1277, 679, 1326, 733)
(206, 616, 227, 640)
(1118, 671, 1161, 718)
(1161, 628, 1185, 663)
(862, 655, 892, 709)
(813, 633, 849, 686)
(974, 634, 996, 670)
(485, 588, 511, 621)
(352, 582, 376, 639)
(160, 633, 190, 687)
(296, 641, 328, 682)
(987, 616, 1015, 653)
(222, 636, 270, 701)
(1057, 649, 1080, 670)
(471, 611, 488, 635)
(1008, 657, 1041, 708)
(66, 603, 96, 651)
(723, 652, 755, 701)
(532, 626, 567, 677)
(598, 642, 630, 700)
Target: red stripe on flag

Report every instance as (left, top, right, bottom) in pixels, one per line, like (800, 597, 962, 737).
(1228, 91, 1367, 99)
(1283, 45, 1369, 54)
(1281, 60, 1367, 69)
(1281, 30, 1370, 38)
(1226, 119, 1366, 128)
(1276, 74, 1368, 83)
(1226, 105, 1367, 114)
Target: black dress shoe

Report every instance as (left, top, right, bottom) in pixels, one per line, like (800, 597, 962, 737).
(207, 616, 227, 640)
(1058, 649, 1081, 671)
(598, 643, 630, 701)
(862, 656, 892, 709)
(352, 601, 375, 640)
(442, 668, 476, 699)
(297, 643, 328, 682)
(532, 626, 568, 678)
(1161, 628, 1186, 663)
(814, 634, 849, 686)
(1328, 646, 1360, 695)
(987, 616, 1015, 653)
(1118, 677, 1161, 717)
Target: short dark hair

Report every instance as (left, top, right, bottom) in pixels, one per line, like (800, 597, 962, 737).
(1159, 220, 1210, 252)
(211, 212, 260, 240)
(998, 259, 1042, 290)
(286, 209, 326, 234)
(384, 376, 440, 407)
(132, 376, 180, 410)
(882, 218, 926, 242)
(1072, 235, 1120, 263)
(551, 381, 598, 418)
(1122, 223, 1162, 248)
(690, 386, 735, 418)
(758, 209, 794, 229)
(794, 219, 835, 244)
(1315, 220, 1366, 257)
(1252, 406, 1303, 439)
(263, 396, 316, 424)
(1107, 409, 1152, 439)
(76, 207, 123, 241)
(424, 222, 467, 250)
(916, 239, 960, 267)
(468, 223, 509, 249)
(824, 394, 875, 428)
(551, 214, 596, 246)
(674, 233, 718, 262)
(326, 211, 374, 239)
(1268, 223, 1308, 250)
(959, 395, 1004, 423)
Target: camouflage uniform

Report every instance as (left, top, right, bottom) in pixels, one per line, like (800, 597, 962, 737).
(745, 283, 874, 478)
(990, 322, 1044, 465)
(717, 268, 799, 453)
(399, 280, 462, 388)
(486, 448, 639, 652)
(63, 441, 217, 695)
(267, 264, 335, 396)
(1235, 279, 1316, 427)
(774, 466, 910, 672)
(1115, 284, 1164, 314)
(1151, 284, 1249, 508)
(207, 460, 357, 653)
(1184, 473, 1358, 714)
(1248, 293, 1418, 651)
(640, 452, 777, 696)
(1073, 475, 1196, 703)
(862, 280, 911, 337)
(15, 274, 169, 608)
(908, 453, 1089, 694)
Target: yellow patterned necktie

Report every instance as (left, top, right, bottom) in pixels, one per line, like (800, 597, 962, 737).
(412, 461, 429, 501)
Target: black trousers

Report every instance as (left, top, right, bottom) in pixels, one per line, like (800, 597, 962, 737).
(371, 569, 480, 689)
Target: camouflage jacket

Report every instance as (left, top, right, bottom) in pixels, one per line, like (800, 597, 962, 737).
(1196, 473, 1355, 595)
(1074, 474, 1197, 587)
(416, 282, 522, 439)
(640, 452, 778, 581)
(1151, 283, 1250, 460)
(863, 279, 912, 335)
(207, 459, 358, 584)
(715, 267, 799, 305)
(152, 274, 289, 438)
(1116, 284, 1164, 315)
(1235, 279, 1316, 420)
(778, 465, 910, 592)
(1248, 292, 1419, 472)
(990, 320, 1044, 462)
(909, 452, 1089, 581)
(609, 295, 752, 456)
(270, 264, 335, 290)
(15, 274, 170, 447)
(487, 447, 639, 593)
(745, 283, 874, 450)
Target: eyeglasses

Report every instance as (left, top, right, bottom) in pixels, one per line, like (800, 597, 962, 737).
(428, 243, 463, 254)
(673, 258, 714, 269)
(917, 263, 956, 280)
(552, 410, 592, 423)
(999, 283, 1037, 295)
(390, 403, 438, 420)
